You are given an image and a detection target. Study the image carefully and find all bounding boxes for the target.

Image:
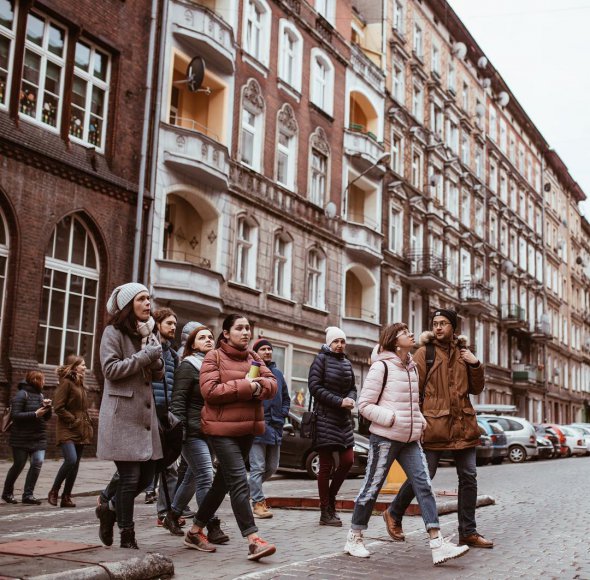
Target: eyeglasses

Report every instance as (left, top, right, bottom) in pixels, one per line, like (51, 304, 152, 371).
(432, 321, 451, 329)
(395, 330, 414, 338)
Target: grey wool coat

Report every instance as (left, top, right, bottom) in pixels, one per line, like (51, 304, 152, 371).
(97, 325, 164, 462)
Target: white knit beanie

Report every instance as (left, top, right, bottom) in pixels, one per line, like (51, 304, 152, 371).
(107, 283, 149, 315)
(325, 326, 346, 347)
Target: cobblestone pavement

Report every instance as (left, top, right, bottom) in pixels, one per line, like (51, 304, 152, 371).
(0, 457, 588, 579)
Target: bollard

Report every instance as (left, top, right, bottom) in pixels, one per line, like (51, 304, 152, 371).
(379, 460, 407, 494)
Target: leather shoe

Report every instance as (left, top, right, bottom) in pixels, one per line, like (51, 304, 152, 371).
(60, 495, 76, 508)
(48, 489, 59, 506)
(382, 510, 405, 542)
(2, 493, 18, 504)
(22, 496, 42, 505)
(459, 533, 494, 548)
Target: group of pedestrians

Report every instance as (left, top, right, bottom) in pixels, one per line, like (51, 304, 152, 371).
(2, 278, 493, 567)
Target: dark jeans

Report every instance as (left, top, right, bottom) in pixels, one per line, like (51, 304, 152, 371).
(389, 447, 478, 536)
(194, 435, 257, 537)
(317, 447, 354, 508)
(3, 447, 45, 498)
(52, 443, 85, 496)
(113, 460, 155, 530)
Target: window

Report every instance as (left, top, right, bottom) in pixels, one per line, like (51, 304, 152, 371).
(315, 0, 335, 23)
(0, 207, 9, 345)
(499, 119, 507, 152)
(431, 43, 440, 75)
(410, 217, 423, 251)
(235, 215, 258, 287)
(37, 215, 99, 368)
(490, 271, 498, 305)
(461, 190, 470, 226)
(388, 284, 401, 324)
(306, 247, 325, 309)
(489, 162, 497, 193)
(392, 132, 403, 175)
(393, 1, 405, 33)
(446, 120, 458, 154)
(430, 102, 443, 139)
(411, 149, 422, 189)
(409, 292, 422, 331)
(475, 147, 483, 179)
(392, 60, 405, 104)
(447, 245, 458, 284)
(412, 82, 423, 122)
(448, 60, 456, 93)
(291, 349, 316, 409)
(272, 232, 292, 298)
(489, 106, 497, 141)
(446, 181, 458, 216)
(278, 21, 302, 91)
(461, 132, 469, 165)
(276, 103, 298, 190)
(489, 213, 497, 247)
(389, 205, 403, 253)
(489, 323, 498, 365)
(461, 81, 469, 111)
(500, 172, 507, 203)
(243, 0, 270, 66)
(413, 23, 423, 59)
(240, 79, 265, 171)
(20, 12, 66, 129)
(0, 0, 17, 108)
(309, 134, 328, 206)
(69, 41, 110, 149)
(310, 49, 334, 115)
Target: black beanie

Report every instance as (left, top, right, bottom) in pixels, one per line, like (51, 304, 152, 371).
(252, 338, 273, 352)
(431, 309, 458, 331)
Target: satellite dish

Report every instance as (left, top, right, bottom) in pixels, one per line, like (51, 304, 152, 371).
(502, 259, 515, 275)
(452, 42, 467, 59)
(497, 91, 510, 107)
(186, 56, 205, 92)
(475, 103, 485, 118)
(325, 201, 337, 219)
(477, 56, 488, 69)
(481, 78, 492, 89)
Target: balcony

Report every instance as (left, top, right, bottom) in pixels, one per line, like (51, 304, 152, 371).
(350, 44, 386, 92)
(153, 255, 224, 314)
(170, 1, 236, 73)
(342, 313, 380, 350)
(501, 304, 528, 330)
(408, 250, 452, 290)
(342, 221, 383, 263)
(459, 282, 494, 315)
(343, 128, 385, 168)
(512, 364, 545, 389)
(161, 122, 229, 189)
(531, 321, 552, 342)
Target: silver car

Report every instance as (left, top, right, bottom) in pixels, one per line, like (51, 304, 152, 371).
(478, 415, 538, 463)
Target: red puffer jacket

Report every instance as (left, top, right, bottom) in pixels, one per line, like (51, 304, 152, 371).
(199, 341, 277, 437)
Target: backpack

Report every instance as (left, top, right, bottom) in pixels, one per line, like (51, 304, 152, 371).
(419, 343, 436, 406)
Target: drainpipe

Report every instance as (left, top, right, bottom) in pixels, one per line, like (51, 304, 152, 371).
(132, 0, 160, 282)
(142, 0, 170, 286)
(541, 156, 549, 420)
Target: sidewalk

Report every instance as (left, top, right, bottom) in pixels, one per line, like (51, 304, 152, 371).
(0, 459, 495, 579)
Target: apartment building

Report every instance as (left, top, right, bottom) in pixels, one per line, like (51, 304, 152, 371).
(0, 0, 155, 455)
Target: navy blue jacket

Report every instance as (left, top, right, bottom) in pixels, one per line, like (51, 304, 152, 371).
(308, 345, 357, 451)
(152, 341, 178, 410)
(9, 381, 52, 450)
(254, 362, 291, 446)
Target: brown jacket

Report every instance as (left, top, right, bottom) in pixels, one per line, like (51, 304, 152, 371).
(416, 332, 485, 451)
(54, 377, 93, 445)
(200, 341, 278, 437)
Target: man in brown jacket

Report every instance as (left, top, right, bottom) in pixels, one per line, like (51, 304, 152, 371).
(384, 309, 493, 549)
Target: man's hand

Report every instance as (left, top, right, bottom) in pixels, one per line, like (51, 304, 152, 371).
(459, 349, 478, 365)
(341, 397, 355, 410)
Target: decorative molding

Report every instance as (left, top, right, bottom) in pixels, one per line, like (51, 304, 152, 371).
(278, 103, 298, 136)
(310, 127, 330, 156)
(243, 78, 265, 113)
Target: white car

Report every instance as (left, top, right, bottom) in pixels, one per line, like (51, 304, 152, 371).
(566, 425, 590, 455)
(560, 426, 588, 457)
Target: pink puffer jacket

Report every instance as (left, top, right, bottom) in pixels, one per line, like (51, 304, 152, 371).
(358, 351, 426, 443)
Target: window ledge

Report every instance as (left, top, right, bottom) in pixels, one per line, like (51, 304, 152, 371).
(268, 293, 296, 306)
(308, 101, 334, 122)
(277, 79, 301, 102)
(227, 280, 262, 295)
(242, 53, 269, 78)
(302, 303, 329, 315)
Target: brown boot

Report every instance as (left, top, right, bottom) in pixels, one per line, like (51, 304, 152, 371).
(48, 489, 59, 506)
(458, 533, 494, 548)
(382, 510, 405, 541)
(60, 495, 76, 508)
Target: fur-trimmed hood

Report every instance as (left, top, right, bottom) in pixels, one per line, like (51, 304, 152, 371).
(418, 331, 470, 349)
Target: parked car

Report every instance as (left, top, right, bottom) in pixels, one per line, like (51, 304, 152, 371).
(279, 411, 369, 479)
(566, 426, 590, 455)
(479, 416, 538, 463)
(542, 424, 569, 457)
(440, 424, 493, 466)
(534, 425, 561, 459)
(560, 426, 588, 457)
(535, 436, 554, 460)
(478, 418, 508, 465)
(567, 424, 590, 455)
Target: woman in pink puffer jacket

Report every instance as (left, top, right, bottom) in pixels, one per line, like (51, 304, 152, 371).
(343, 323, 470, 566)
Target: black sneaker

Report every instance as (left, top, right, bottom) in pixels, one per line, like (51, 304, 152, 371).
(207, 518, 229, 544)
(95, 496, 116, 547)
(22, 496, 42, 505)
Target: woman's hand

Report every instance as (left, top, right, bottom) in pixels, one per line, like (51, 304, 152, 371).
(145, 343, 163, 362)
(246, 375, 262, 393)
(35, 406, 50, 418)
(341, 397, 355, 410)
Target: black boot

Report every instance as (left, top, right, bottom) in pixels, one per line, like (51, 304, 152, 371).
(328, 498, 341, 521)
(163, 510, 184, 536)
(207, 517, 229, 544)
(120, 526, 139, 549)
(95, 496, 116, 547)
(319, 506, 342, 527)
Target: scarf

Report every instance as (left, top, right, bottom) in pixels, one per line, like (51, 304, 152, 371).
(184, 352, 205, 372)
(137, 316, 156, 348)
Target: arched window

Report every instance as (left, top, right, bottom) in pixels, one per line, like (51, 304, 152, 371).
(310, 48, 334, 116)
(37, 215, 99, 368)
(276, 103, 298, 191)
(272, 230, 292, 299)
(308, 127, 330, 206)
(242, 0, 271, 67)
(306, 247, 326, 309)
(278, 20, 303, 92)
(234, 215, 259, 288)
(0, 207, 10, 345)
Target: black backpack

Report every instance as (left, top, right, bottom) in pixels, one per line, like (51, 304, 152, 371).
(419, 343, 436, 406)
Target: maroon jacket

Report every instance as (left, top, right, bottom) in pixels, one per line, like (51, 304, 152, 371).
(199, 341, 277, 437)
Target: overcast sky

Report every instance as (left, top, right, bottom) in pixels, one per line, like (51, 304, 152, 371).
(447, 0, 590, 219)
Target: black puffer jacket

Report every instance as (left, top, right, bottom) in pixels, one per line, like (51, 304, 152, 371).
(308, 345, 357, 451)
(9, 381, 52, 450)
(170, 356, 206, 440)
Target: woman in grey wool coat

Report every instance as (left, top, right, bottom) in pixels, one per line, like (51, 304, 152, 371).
(95, 282, 164, 549)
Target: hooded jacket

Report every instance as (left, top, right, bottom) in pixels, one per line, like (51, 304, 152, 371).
(9, 381, 51, 450)
(53, 375, 93, 445)
(199, 341, 278, 437)
(416, 331, 485, 450)
(358, 351, 426, 443)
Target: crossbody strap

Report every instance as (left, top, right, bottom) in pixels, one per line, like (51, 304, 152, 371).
(375, 361, 388, 406)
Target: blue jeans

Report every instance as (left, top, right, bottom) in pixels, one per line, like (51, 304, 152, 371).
(248, 442, 280, 503)
(351, 435, 439, 531)
(172, 437, 214, 517)
(52, 443, 85, 496)
(3, 448, 45, 499)
(194, 435, 257, 537)
(389, 447, 478, 537)
(156, 463, 179, 516)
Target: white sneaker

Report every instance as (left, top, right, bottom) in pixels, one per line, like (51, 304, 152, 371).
(430, 534, 469, 565)
(344, 530, 370, 558)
